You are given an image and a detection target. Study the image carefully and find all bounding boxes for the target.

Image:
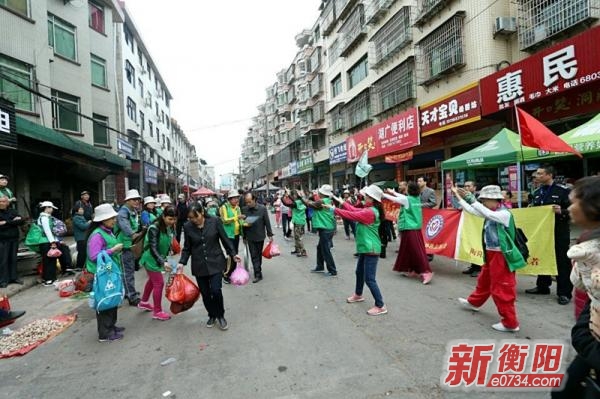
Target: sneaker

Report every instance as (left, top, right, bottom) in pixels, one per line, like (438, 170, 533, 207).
(206, 317, 216, 328)
(137, 301, 153, 312)
(458, 297, 480, 312)
(421, 272, 434, 285)
(152, 311, 171, 321)
(310, 268, 325, 273)
(114, 326, 126, 333)
(291, 250, 299, 255)
(492, 322, 520, 332)
(367, 306, 388, 316)
(128, 298, 141, 306)
(99, 332, 123, 342)
(217, 317, 228, 330)
(346, 294, 365, 303)
(43, 280, 54, 287)
(324, 272, 337, 277)
(223, 276, 231, 285)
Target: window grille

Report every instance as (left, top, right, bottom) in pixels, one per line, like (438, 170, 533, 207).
(310, 48, 321, 72)
(328, 104, 345, 133)
(369, 6, 411, 69)
(312, 101, 325, 123)
(414, 0, 451, 26)
(338, 5, 366, 57)
(371, 59, 415, 115)
(518, 0, 600, 51)
(309, 74, 323, 98)
(416, 13, 465, 85)
(365, 0, 395, 25)
(322, 0, 336, 36)
(344, 89, 370, 129)
(328, 39, 342, 66)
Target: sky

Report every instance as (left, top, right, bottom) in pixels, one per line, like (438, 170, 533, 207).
(124, 0, 322, 188)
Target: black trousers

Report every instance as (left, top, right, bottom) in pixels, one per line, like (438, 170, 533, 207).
(39, 242, 72, 281)
(536, 230, 573, 297)
(0, 239, 18, 284)
(223, 235, 240, 278)
(281, 214, 291, 237)
(96, 307, 118, 339)
(176, 220, 186, 244)
(76, 240, 87, 270)
(196, 273, 224, 318)
(247, 240, 264, 276)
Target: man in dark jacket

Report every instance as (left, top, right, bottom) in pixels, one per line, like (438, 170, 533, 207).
(0, 196, 25, 287)
(525, 165, 572, 305)
(242, 192, 273, 283)
(73, 190, 93, 221)
(175, 194, 188, 243)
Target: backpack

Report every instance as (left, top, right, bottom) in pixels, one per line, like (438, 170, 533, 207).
(91, 251, 124, 312)
(51, 216, 67, 236)
(514, 227, 530, 261)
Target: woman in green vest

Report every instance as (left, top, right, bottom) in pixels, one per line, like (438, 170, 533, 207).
(304, 185, 338, 275)
(86, 204, 124, 342)
(220, 190, 243, 283)
(325, 184, 388, 316)
(384, 182, 433, 284)
(137, 206, 177, 321)
(141, 196, 158, 227)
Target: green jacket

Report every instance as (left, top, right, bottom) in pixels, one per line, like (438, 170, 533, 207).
(220, 202, 242, 238)
(485, 214, 527, 272)
(398, 196, 422, 231)
(355, 207, 381, 254)
(115, 206, 139, 249)
(140, 224, 173, 272)
(292, 199, 307, 226)
(86, 227, 121, 274)
(312, 198, 336, 230)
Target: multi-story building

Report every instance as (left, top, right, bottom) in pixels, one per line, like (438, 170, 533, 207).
(242, 0, 600, 193)
(171, 117, 198, 194)
(0, 0, 129, 217)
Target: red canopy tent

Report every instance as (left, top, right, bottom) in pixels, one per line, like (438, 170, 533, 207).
(191, 187, 215, 197)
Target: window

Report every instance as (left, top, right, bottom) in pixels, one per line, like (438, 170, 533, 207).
(90, 54, 107, 88)
(126, 97, 136, 122)
(161, 110, 164, 123)
(331, 74, 342, 98)
(166, 137, 171, 151)
(155, 101, 159, 117)
(137, 47, 143, 67)
(0, 54, 33, 111)
(343, 89, 370, 129)
(89, 2, 105, 34)
(0, 0, 28, 17)
(124, 25, 133, 52)
(156, 128, 160, 143)
(348, 56, 368, 89)
(149, 120, 153, 137)
(138, 79, 143, 97)
(370, 7, 412, 68)
(93, 114, 109, 145)
(48, 14, 77, 61)
(125, 60, 135, 87)
(139, 111, 145, 132)
(371, 60, 415, 114)
(146, 61, 152, 80)
(166, 118, 170, 130)
(51, 90, 80, 132)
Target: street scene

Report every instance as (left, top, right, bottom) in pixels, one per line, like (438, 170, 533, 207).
(1, 0, 600, 398)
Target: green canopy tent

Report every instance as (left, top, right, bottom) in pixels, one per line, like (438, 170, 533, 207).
(558, 112, 600, 160)
(441, 128, 546, 207)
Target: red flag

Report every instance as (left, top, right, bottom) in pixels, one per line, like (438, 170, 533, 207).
(516, 107, 582, 158)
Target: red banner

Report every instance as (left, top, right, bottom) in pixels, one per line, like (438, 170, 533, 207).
(480, 25, 600, 116)
(421, 209, 461, 258)
(385, 150, 413, 164)
(346, 108, 419, 163)
(382, 199, 401, 222)
(419, 82, 481, 136)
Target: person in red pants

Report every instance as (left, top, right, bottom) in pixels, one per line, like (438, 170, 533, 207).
(452, 185, 527, 332)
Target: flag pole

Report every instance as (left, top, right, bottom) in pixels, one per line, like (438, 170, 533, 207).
(515, 106, 525, 208)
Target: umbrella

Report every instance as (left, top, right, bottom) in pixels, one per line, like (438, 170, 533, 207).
(191, 187, 215, 197)
(372, 181, 399, 189)
(254, 183, 280, 192)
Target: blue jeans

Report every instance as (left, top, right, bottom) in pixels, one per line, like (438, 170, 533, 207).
(355, 255, 384, 308)
(316, 229, 336, 273)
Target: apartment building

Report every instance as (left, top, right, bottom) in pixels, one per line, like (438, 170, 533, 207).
(243, 0, 600, 191)
(0, 0, 129, 217)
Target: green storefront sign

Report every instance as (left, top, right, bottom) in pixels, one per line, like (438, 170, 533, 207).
(297, 155, 313, 174)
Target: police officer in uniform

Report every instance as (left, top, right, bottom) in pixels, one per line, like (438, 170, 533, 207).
(525, 165, 572, 305)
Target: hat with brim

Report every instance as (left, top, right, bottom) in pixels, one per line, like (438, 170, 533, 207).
(124, 189, 142, 201)
(93, 203, 118, 222)
(39, 201, 58, 209)
(360, 184, 383, 202)
(0, 174, 8, 180)
(478, 185, 504, 200)
(143, 196, 155, 205)
(160, 196, 172, 204)
(228, 189, 240, 199)
(80, 191, 90, 196)
(178, 194, 185, 199)
(318, 184, 333, 197)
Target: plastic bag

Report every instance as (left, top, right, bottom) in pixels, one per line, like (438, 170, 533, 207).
(262, 241, 273, 259)
(230, 262, 250, 286)
(171, 238, 181, 255)
(57, 280, 76, 297)
(165, 274, 200, 306)
(47, 247, 62, 258)
(269, 242, 280, 257)
(0, 295, 13, 328)
(74, 270, 94, 292)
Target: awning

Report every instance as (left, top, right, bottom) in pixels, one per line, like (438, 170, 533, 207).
(16, 116, 130, 169)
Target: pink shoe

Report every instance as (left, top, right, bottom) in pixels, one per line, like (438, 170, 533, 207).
(152, 311, 171, 321)
(346, 294, 365, 303)
(400, 271, 419, 278)
(137, 301, 153, 312)
(421, 272, 434, 285)
(367, 306, 388, 316)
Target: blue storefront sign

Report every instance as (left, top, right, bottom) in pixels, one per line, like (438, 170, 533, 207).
(117, 138, 134, 158)
(329, 142, 347, 165)
(144, 162, 158, 184)
(289, 161, 298, 176)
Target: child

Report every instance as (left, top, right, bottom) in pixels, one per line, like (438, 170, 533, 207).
(72, 207, 90, 271)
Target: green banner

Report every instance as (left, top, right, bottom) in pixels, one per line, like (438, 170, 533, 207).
(297, 155, 313, 174)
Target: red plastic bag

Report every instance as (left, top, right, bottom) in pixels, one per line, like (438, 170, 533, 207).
(165, 273, 200, 307)
(0, 295, 13, 328)
(171, 238, 181, 255)
(269, 242, 280, 257)
(262, 242, 273, 259)
(230, 262, 249, 286)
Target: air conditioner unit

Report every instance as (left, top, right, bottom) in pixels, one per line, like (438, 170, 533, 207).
(494, 17, 517, 35)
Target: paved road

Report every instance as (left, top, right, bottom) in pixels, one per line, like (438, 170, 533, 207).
(1, 222, 573, 398)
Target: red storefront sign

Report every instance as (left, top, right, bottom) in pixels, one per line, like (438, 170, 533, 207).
(346, 108, 419, 163)
(385, 150, 414, 163)
(480, 25, 600, 116)
(419, 82, 481, 136)
(523, 80, 600, 122)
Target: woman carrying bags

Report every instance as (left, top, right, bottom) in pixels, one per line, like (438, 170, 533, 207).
(38, 201, 72, 286)
(452, 185, 525, 332)
(177, 202, 240, 330)
(85, 204, 124, 342)
(323, 184, 388, 316)
(137, 206, 177, 321)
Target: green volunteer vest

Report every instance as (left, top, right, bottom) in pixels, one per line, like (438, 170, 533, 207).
(156, 207, 163, 217)
(312, 198, 336, 230)
(114, 206, 139, 249)
(398, 196, 422, 231)
(85, 227, 120, 274)
(483, 213, 526, 272)
(221, 203, 241, 239)
(292, 199, 307, 226)
(140, 224, 173, 272)
(355, 207, 381, 254)
(0, 187, 13, 199)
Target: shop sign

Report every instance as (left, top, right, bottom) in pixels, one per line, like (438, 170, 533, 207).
(0, 99, 17, 150)
(524, 81, 600, 122)
(117, 138, 134, 158)
(480, 25, 600, 115)
(297, 155, 313, 174)
(144, 162, 158, 184)
(346, 107, 419, 163)
(420, 82, 481, 136)
(329, 142, 347, 165)
(289, 161, 298, 176)
(384, 150, 414, 164)
(281, 166, 289, 178)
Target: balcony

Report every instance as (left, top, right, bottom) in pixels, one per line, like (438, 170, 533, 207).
(518, 0, 600, 51)
(365, 0, 395, 25)
(343, 89, 370, 129)
(338, 5, 367, 57)
(309, 74, 323, 98)
(371, 59, 415, 115)
(321, 0, 336, 36)
(336, 0, 358, 20)
(414, 0, 452, 27)
(369, 6, 412, 69)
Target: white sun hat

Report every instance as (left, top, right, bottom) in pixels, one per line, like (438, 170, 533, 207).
(93, 203, 118, 222)
(124, 189, 142, 201)
(318, 184, 334, 197)
(228, 189, 240, 199)
(478, 185, 504, 200)
(360, 184, 383, 202)
(39, 201, 58, 209)
(143, 196, 155, 205)
(160, 196, 172, 204)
